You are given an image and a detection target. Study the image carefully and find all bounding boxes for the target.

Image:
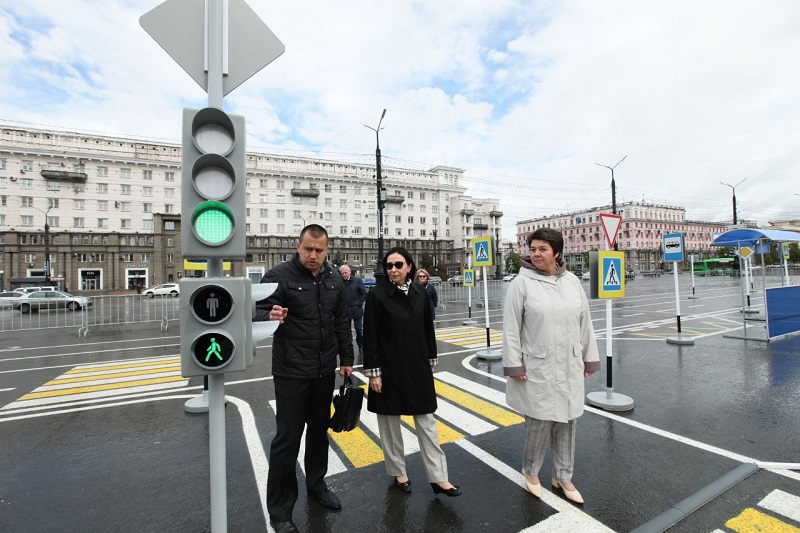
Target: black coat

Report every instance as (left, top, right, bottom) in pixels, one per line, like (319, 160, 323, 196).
(342, 276, 368, 319)
(363, 281, 438, 415)
(254, 254, 354, 379)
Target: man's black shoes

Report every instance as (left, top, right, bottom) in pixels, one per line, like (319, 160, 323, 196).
(308, 489, 342, 511)
(270, 520, 299, 533)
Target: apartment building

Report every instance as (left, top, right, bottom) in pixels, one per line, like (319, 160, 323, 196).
(516, 201, 730, 271)
(0, 125, 502, 291)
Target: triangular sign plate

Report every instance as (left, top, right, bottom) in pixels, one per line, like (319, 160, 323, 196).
(600, 213, 623, 248)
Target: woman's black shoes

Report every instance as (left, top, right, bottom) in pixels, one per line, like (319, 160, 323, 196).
(430, 483, 461, 497)
(393, 477, 412, 493)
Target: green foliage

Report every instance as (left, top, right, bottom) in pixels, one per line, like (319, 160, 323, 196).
(504, 251, 521, 273)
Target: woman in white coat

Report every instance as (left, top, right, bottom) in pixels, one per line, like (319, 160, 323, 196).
(502, 228, 600, 504)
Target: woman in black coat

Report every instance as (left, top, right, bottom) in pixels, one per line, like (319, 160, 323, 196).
(363, 247, 461, 497)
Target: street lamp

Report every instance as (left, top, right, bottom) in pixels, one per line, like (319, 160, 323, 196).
(363, 108, 387, 282)
(720, 178, 747, 225)
(31, 205, 52, 282)
(596, 155, 626, 251)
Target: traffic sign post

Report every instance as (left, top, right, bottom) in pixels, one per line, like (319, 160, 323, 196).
(663, 233, 694, 346)
(472, 237, 500, 360)
(462, 256, 477, 326)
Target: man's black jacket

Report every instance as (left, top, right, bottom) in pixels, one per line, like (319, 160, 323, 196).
(254, 254, 354, 379)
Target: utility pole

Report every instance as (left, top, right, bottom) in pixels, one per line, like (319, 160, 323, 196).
(363, 109, 387, 282)
(596, 156, 626, 251)
(720, 178, 747, 225)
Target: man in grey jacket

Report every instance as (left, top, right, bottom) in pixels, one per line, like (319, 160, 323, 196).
(255, 224, 354, 533)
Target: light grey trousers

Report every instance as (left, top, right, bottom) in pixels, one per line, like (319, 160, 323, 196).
(377, 413, 448, 483)
(522, 416, 577, 484)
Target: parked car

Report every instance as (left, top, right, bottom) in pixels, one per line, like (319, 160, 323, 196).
(625, 270, 636, 281)
(448, 275, 464, 285)
(581, 271, 591, 281)
(14, 291, 93, 313)
(0, 291, 26, 309)
(143, 283, 180, 298)
(428, 276, 443, 284)
(502, 274, 517, 282)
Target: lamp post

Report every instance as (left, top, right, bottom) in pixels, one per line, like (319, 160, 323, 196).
(720, 178, 747, 225)
(432, 229, 438, 275)
(363, 109, 387, 282)
(596, 156, 626, 252)
(32, 205, 52, 283)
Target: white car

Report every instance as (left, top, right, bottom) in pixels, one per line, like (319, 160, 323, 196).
(143, 283, 180, 298)
(0, 291, 26, 309)
(502, 274, 517, 282)
(581, 271, 591, 281)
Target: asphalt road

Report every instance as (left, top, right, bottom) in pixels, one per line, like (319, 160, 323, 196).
(1, 275, 799, 532)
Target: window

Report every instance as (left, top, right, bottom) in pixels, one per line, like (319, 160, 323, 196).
(22, 160, 33, 171)
(0, 214, 4, 225)
(276, 180, 285, 189)
(258, 254, 267, 262)
(47, 181, 61, 191)
(141, 253, 150, 262)
(165, 221, 175, 230)
(119, 168, 131, 178)
(260, 223, 269, 233)
(165, 204, 174, 213)
(24, 253, 37, 263)
(120, 202, 131, 212)
(0, 178, 6, 188)
(260, 208, 269, 217)
(408, 229, 414, 236)
(277, 195, 285, 204)
(121, 184, 131, 195)
(143, 220, 154, 230)
(97, 166, 108, 176)
(143, 203, 152, 213)
(121, 219, 131, 229)
(165, 171, 175, 182)
(122, 253, 134, 262)
(21, 196, 33, 207)
(324, 184, 332, 192)
(47, 216, 59, 227)
(97, 218, 108, 228)
(98, 183, 108, 193)
(408, 216, 414, 224)
(166, 237, 174, 246)
(340, 226, 348, 234)
(164, 188, 175, 198)
(0, 195, 4, 206)
(420, 192, 426, 200)
(293, 181, 301, 189)
(143, 186, 153, 196)
(166, 254, 174, 262)
(98, 200, 108, 211)
(340, 185, 347, 194)
(0, 158, 5, 169)
(325, 198, 332, 207)
(143, 170, 153, 180)
(276, 209, 285, 218)
(260, 193, 268, 203)
(73, 199, 84, 210)
(73, 217, 85, 228)
(73, 183, 85, 192)
(277, 224, 285, 233)
(21, 178, 33, 189)
(340, 199, 347, 208)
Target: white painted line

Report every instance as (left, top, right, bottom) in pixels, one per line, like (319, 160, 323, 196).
(436, 371, 513, 409)
(0, 387, 15, 392)
(351, 371, 419, 455)
(455, 439, 612, 532)
(227, 396, 270, 530)
(1, 380, 190, 411)
(758, 489, 800, 523)
(436, 397, 497, 435)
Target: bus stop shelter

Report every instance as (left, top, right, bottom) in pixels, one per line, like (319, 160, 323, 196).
(711, 228, 800, 340)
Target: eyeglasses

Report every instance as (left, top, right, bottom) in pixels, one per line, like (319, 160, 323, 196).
(417, 275, 427, 279)
(385, 261, 405, 270)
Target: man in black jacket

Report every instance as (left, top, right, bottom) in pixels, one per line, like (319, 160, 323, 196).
(254, 224, 354, 533)
(339, 264, 368, 359)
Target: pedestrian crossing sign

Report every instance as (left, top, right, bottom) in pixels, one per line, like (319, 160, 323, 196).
(464, 269, 475, 287)
(598, 251, 625, 299)
(471, 236, 493, 267)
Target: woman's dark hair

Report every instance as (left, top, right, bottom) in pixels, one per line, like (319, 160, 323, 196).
(383, 246, 416, 284)
(526, 227, 564, 263)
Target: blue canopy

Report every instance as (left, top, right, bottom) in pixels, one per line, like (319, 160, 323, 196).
(711, 228, 800, 247)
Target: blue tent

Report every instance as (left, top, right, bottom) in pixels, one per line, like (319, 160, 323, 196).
(711, 228, 800, 247)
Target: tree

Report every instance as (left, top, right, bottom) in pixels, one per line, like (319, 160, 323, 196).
(418, 252, 434, 270)
(505, 251, 521, 273)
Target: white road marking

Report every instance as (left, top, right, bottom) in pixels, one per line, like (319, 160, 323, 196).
(758, 489, 800, 523)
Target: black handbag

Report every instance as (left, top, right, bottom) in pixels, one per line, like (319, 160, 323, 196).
(329, 375, 364, 432)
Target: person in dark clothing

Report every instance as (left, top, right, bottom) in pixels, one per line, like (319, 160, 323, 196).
(254, 224, 354, 533)
(363, 246, 461, 497)
(415, 268, 438, 320)
(339, 264, 368, 358)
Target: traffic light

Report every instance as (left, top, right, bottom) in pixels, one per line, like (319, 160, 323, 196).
(180, 277, 280, 377)
(181, 107, 246, 260)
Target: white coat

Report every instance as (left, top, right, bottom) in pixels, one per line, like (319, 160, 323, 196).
(502, 266, 600, 423)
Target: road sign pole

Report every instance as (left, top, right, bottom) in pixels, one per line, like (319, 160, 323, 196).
(476, 266, 500, 360)
(587, 240, 633, 411)
(463, 254, 477, 326)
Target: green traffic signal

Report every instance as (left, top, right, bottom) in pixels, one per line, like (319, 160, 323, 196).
(192, 200, 234, 245)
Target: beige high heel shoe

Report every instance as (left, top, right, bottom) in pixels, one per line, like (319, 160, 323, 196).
(552, 478, 584, 504)
(522, 470, 542, 498)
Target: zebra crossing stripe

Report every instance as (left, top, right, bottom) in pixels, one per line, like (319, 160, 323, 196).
(65, 356, 180, 373)
(18, 375, 187, 400)
(434, 379, 523, 426)
(401, 414, 464, 444)
(47, 366, 182, 386)
(759, 489, 800, 524)
(435, 371, 518, 412)
(328, 402, 384, 468)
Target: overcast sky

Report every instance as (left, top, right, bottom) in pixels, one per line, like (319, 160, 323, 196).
(2, 0, 799, 239)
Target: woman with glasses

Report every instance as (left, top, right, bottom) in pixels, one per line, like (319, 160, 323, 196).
(363, 247, 461, 497)
(503, 228, 599, 504)
(415, 268, 439, 321)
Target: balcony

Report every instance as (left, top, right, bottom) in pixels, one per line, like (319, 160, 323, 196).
(41, 170, 88, 182)
(290, 188, 320, 197)
(489, 210, 503, 218)
(473, 223, 489, 230)
(460, 208, 474, 216)
(385, 196, 405, 204)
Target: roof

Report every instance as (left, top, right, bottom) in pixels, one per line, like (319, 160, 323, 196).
(711, 228, 800, 247)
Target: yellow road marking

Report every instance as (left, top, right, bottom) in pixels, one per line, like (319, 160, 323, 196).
(328, 401, 384, 468)
(65, 359, 180, 374)
(49, 365, 181, 385)
(435, 380, 524, 426)
(18, 376, 187, 400)
(401, 415, 464, 444)
(726, 507, 800, 532)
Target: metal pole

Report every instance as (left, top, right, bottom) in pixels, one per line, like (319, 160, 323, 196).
(364, 109, 387, 283)
(596, 156, 625, 252)
(44, 221, 51, 283)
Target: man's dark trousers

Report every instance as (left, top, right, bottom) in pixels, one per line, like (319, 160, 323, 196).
(267, 372, 336, 522)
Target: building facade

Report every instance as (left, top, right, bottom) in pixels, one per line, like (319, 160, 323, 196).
(516, 201, 730, 271)
(0, 125, 502, 291)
